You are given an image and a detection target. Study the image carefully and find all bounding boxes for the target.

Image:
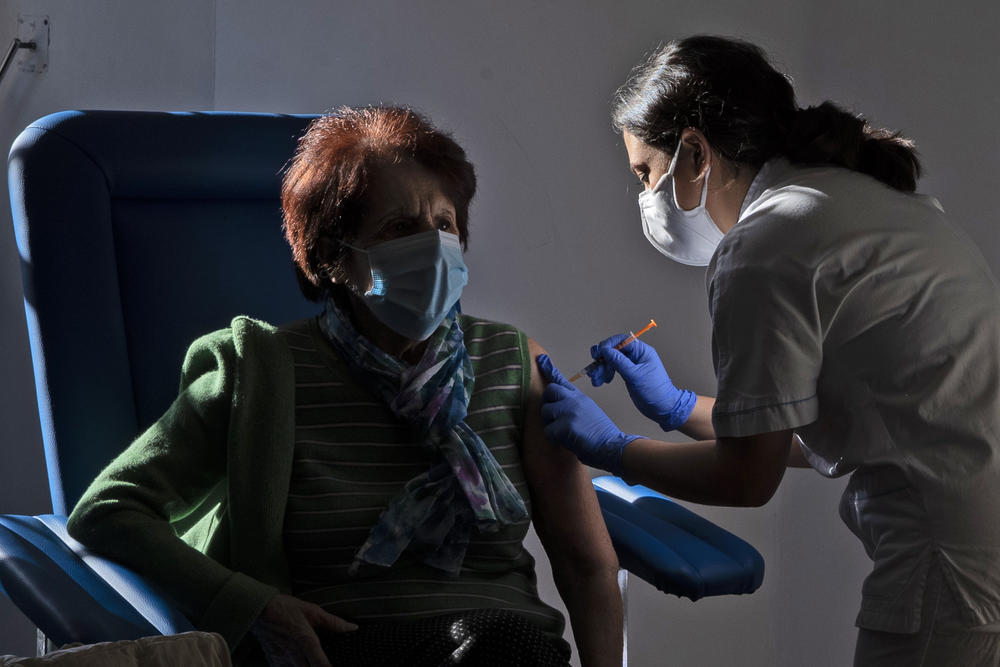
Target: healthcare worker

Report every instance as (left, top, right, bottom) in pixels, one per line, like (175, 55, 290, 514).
(537, 35, 1000, 666)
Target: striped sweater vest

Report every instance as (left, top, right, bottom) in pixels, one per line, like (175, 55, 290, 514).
(276, 314, 565, 636)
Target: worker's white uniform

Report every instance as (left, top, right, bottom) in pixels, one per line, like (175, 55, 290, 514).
(707, 158, 1000, 642)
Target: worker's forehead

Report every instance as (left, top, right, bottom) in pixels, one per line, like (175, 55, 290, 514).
(623, 131, 669, 167)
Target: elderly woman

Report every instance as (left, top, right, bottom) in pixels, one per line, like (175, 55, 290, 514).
(66, 106, 622, 667)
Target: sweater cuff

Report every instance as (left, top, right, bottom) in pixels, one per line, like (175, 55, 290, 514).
(199, 571, 278, 650)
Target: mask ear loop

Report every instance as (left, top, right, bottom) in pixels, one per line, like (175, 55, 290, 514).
(698, 163, 711, 209)
(668, 136, 686, 209)
(338, 239, 381, 297)
(340, 239, 367, 254)
(646, 137, 682, 195)
(669, 136, 712, 214)
(666, 136, 683, 177)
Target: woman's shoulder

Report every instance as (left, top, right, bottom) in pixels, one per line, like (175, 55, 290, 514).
(715, 164, 851, 275)
(729, 160, 949, 273)
(459, 313, 525, 338)
(459, 314, 529, 362)
(182, 315, 311, 373)
(744, 159, 934, 228)
(183, 316, 280, 354)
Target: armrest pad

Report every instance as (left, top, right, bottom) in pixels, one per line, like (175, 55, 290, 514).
(592, 476, 764, 600)
(0, 514, 194, 646)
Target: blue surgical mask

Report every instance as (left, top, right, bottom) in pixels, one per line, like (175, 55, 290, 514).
(638, 140, 724, 267)
(345, 230, 468, 340)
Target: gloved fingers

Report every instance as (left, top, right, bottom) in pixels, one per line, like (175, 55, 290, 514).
(609, 338, 658, 364)
(537, 353, 574, 389)
(538, 355, 580, 414)
(594, 345, 638, 381)
(587, 361, 616, 387)
(541, 380, 577, 407)
(590, 333, 632, 361)
(588, 333, 632, 387)
(539, 400, 559, 426)
(588, 349, 633, 386)
(540, 387, 586, 424)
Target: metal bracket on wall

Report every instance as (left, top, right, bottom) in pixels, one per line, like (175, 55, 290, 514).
(17, 15, 49, 73)
(0, 14, 49, 86)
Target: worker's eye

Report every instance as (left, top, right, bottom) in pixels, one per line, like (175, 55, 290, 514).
(636, 171, 649, 185)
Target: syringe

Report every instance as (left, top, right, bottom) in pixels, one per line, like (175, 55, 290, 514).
(568, 319, 658, 383)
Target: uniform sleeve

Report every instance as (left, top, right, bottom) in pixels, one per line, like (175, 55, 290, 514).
(708, 257, 822, 438)
(66, 328, 277, 649)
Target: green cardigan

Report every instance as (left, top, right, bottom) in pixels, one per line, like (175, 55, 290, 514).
(68, 317, 299, 660)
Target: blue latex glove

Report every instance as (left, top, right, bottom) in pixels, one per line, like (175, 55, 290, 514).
(588, 333, 697, 432)
(537, 354, 643, 477)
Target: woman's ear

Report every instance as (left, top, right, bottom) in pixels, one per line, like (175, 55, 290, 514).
(680, 128, 712, 181)
(316, 237, 344, 284)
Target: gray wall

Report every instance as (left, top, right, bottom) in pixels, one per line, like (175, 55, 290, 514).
(2, 1, 998, 664)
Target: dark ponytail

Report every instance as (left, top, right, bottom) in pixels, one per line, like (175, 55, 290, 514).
(613, 35, 922, 192)
(783, 103, 921, 192)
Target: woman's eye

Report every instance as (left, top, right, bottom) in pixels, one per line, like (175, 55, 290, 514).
(386, 219, 411, 235)
(437, 218, 456, 231)
(638, 172, 650, 185)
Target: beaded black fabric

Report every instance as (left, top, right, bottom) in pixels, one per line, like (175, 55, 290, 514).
(320, 608, 572, 666)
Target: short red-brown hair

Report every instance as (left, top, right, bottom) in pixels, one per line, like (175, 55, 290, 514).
(282, 105, 477, 301)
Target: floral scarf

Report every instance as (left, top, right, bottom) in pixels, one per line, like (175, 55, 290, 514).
(318, 297, 529, 575)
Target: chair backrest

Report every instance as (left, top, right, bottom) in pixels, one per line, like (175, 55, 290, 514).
(8, 110, 320, 515)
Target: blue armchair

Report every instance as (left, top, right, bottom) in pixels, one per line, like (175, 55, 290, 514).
(2, 110, 763, 654)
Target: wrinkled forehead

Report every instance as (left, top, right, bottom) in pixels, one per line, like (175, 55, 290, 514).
(365, 160, 456, 213)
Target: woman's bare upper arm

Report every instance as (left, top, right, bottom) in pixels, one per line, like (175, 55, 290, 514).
(520, 337, 618, 571)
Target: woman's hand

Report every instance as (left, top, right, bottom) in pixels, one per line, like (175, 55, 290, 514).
(251, 593, 358, 667)
(589, 334, 697, 432)
(537, 354, 642, 477)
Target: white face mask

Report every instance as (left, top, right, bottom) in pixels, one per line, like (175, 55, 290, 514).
(638, 141, 724, 267)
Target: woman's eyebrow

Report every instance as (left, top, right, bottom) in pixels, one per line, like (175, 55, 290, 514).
(373, 207, 411, 225)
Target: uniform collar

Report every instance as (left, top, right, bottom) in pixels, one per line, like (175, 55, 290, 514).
(738, 156, 793, 220)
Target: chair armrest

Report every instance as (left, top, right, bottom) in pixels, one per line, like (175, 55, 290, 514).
(0, 514, 194, 646)
(592, 476, 765, 600)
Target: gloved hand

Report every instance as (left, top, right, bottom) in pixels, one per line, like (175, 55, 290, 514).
(537, 354, 643, 477)
(588, 333, 697, 432)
